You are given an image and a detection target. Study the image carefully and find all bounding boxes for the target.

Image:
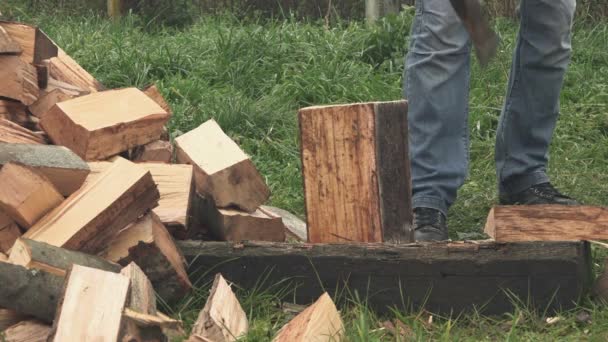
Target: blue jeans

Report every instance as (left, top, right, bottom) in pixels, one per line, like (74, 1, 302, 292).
(404, 0, 576, 215)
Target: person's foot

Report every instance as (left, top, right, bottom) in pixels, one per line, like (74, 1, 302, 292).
(413, 207, 448, 241)
(499, 182, 579, 205)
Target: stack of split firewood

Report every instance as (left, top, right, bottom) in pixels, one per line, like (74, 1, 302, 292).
(0, 20, 301, 341)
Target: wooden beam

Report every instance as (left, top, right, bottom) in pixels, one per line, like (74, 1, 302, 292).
(0, 163, 64, 229)
(0, 55, 39, 106)
(1, 320, 51, 342)
(188, 274, 248, 342)
(23, 157, 159, 254)
(41, 87, 170, 160)
(9, 238, 120, 276)
(52, 265, 130, 341)
(485, 205, 608, 242)
(273, 292, 343, 342)
(132, 140, 173, 163)
(179, 240, 591, 315)
(102, 212, 192, 304)
(175, 119, 269, 213)
(0, 143, 89, 196)
(299, 101, 412, 243)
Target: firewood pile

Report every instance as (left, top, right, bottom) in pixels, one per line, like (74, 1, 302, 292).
(0, 20, 308, 341)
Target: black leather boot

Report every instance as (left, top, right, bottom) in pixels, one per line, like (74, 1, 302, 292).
(499, 182, 579, 205)
(413, 207, 449, 242)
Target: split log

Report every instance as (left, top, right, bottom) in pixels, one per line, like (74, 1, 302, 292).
(273, 292, 343, 342)
(175, 119, 269, 212)
(0, 261, 64, 322)
(0, 163, 63, 229)
(23, 157, 159, 254)
(0, 56, 38, 106)
(261, 206, 307, 242)
(41, 87, 171, 160)
(44, 76, 90, 97)
(132, 140, 173, 163)
(143, 84, 172, 114)
(0, 309, 25, 331)
(102, 212, 192, 304)
(9, 238, 120, 276)
(485, 205, 608, 242)
(0, 22, 58, 64)
(1, 320, 51, 342)
(46, 49, 103, 92)
(299, 101, 412, 243)
(201, 197, 285, 241)
(51, 265, 130, 341)
(0, 211, 21, 253)
(27, 88, 73, 119)
(0, 119, 45, 145)
(0, 26, 21, 54)
(188, 274, 248, 342)
(179, 240, 591, 315)
(0, 143, 89, 196)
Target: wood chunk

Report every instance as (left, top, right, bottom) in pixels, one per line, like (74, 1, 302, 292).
(0, 143, 89, 196)
(102, 212, 192, 304)
(0, 114, 45, 146)
(139, 163, 194, 235)
(0, 211, 21, 253)
(0, 56, 38, 106)
(41, 87, 171, 160)
(0, 252, 6, 261)
(0, 163, 63, 229)
(52, 265, 130, 341)
(0, 261, 64, 322)
(273, 292, 343, 342)
(0, 22, 35, 63)
(0, 26, 21, 54)
(201, 198, 285, 241)
(0, 309, 25, 331)
(143, 84, 172, 114)
(28, 88, 73, 119)
(175, 119, 269, 212)
(261, 206, 307, 242)
(299, 101, 413, 243)
(9, 238, 120, 276)
(188, 274, 248, 342)
(46, 49, 103, 93)
(132, 140, 174, 163)
(23, 157, 159, 254)
(485, 205, 608, 242)
(44, 75, 90, 96)
(1, 320, 51, 342)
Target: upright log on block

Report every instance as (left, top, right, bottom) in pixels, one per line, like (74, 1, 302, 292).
(0, 211, 21, 253)
(188, 274, 248, 342)
(175, 119, 270, 213)
(299, 101, 412, 243)
(0, 26, 21, 54)
(52, 265, 130, 341)
(0, 143, 89, 196)
(0, 56, 38, 106)
(102, 212, 192, 304)
(485, 205, 608, 242)
(273, 292, 344, 342)
(0, 163, 64, 229)
(1, 320, 51, 342)
(23, 157, 159, 254)
(41, 87, 170, 160)
(0, 119, 46, 145)
(9, 238, 120, 276)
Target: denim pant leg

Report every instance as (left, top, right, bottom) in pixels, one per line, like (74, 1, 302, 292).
(496, 0, 576, 195)
(404, 0, 472, 215)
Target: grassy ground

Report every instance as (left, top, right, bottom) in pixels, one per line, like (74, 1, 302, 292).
(2, 4, 608, 340)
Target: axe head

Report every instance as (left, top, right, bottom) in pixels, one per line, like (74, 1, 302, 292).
(449, 0, 499, 67)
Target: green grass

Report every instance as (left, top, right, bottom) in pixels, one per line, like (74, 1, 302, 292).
(2, 3, 608, 340)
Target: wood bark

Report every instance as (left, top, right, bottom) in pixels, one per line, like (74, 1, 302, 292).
(23, 157, 159, 254)
(0, 163, 64, 229)
(0, 143, 89, 196)
(0, 261, 64, 322)
(132, 140, 174, 163)
(9, 238, 120, 276)
(178, 240, 592, 315)
(102, 212, 192, 304)
(0, 211, 21, 253)
(0, 26, 21, 54)
(188, 274, 248, 342)
(485, 205, 608, 242)
(51, 265, 130, 341)
(27, 88, 74, 119)
(1, 320, 51, 342)
(41, 87, 170, 160)
(175, 119, 269, 213)
(0, 56, 38, 106)
(273, 292, 343, 342)
(299, 101, 412, 243)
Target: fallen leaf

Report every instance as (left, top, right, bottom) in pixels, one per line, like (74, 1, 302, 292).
(546, 316, 562, 325)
